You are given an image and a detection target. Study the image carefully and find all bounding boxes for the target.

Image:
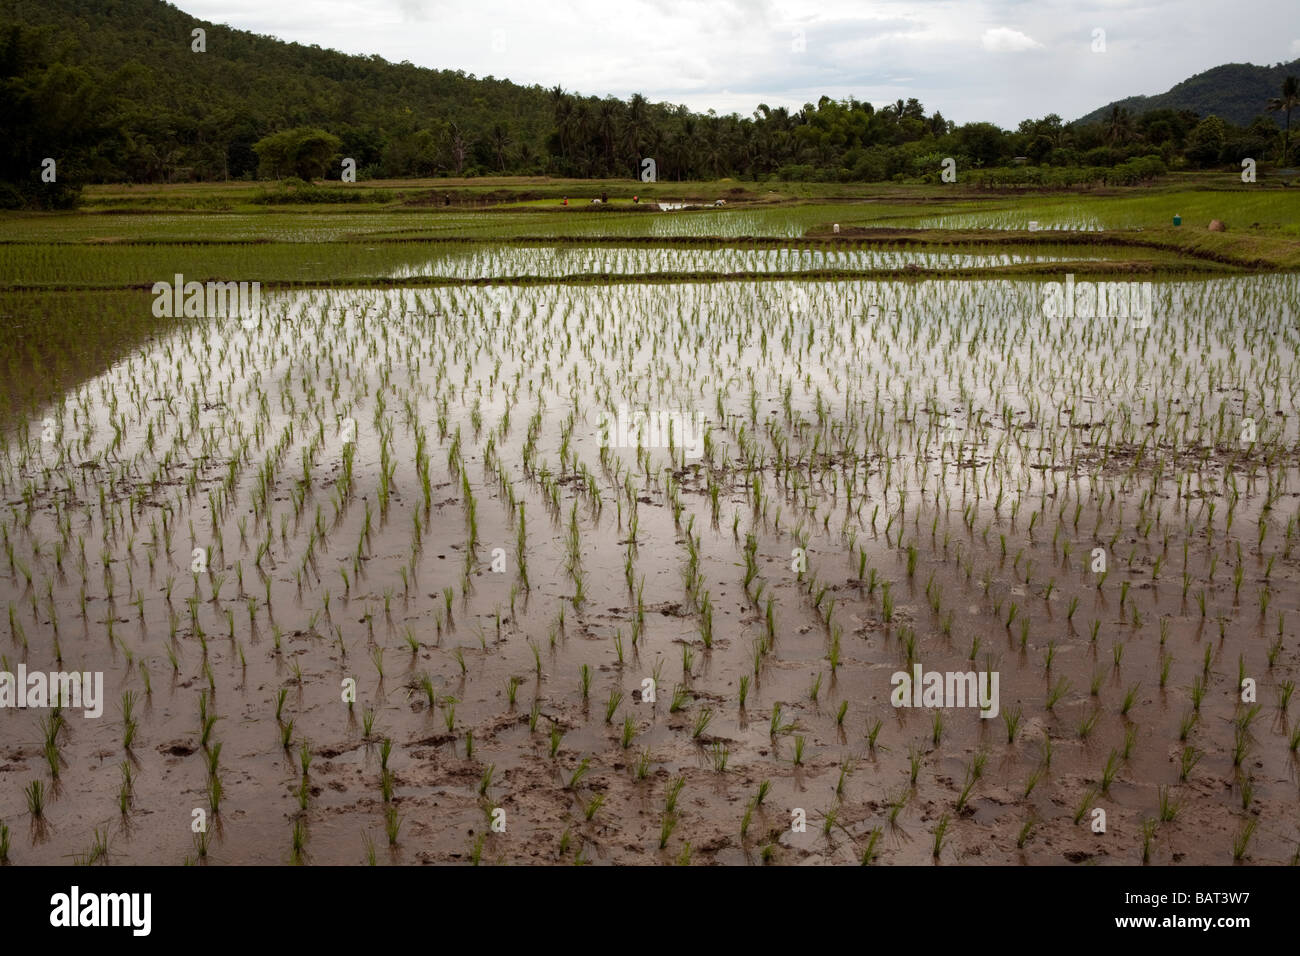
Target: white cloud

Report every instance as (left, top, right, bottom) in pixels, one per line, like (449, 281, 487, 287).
(980, 27, 1044, 53)
(172, 1, 1300, 127)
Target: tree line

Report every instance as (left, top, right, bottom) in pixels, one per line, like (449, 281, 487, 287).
(2, 0, 1297, 207)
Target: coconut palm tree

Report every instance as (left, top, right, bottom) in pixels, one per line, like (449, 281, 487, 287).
(1105, 105, 1134, 146)
(1267, 75, 1300, 166)
(596, 99, 618, 170)
(550, 86, 572, 167)
(623, 93, 652, 172)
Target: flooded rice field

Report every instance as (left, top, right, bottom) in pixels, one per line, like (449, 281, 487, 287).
(386, 245, 1104, 280)
(2, 270, 1299, 865)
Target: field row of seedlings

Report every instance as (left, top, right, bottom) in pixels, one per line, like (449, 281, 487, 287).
(387, 245, 1097, 280)
(0, 272, 1297, 864)
(902, 189, 1300, 235)
(0, 204, 892, 244)
(0, 242, 1117, 292)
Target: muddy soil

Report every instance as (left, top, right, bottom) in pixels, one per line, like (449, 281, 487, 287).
(1, 275, 1298, 865)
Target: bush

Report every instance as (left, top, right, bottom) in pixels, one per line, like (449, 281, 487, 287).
(776, 164, 817, 182)
(250, 180, 392, 204)
(1082, 146, 1126, 168)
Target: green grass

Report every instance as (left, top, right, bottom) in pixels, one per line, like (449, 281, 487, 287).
(6, 176, 1296, 298)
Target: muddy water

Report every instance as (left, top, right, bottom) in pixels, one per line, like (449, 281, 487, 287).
(1, 273, 1298, 866)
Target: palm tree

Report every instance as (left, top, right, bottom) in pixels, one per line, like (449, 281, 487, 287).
(1105, 105, 1133, 146)
(596, 100, 618, 171)
(568, 100, 593, 176)
(551, 86, 572, 166)
(623, 93, 651, 171)
(1268, 75, 1300, 166)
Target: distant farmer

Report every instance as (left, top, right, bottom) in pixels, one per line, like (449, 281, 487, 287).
(633, 195, 639, 204)
(563, 197, 568, 206)
(444, 194, 451, 206)
(601, 191, 608, 203)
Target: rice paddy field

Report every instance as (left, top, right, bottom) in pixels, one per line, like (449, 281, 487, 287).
(1, 178, 1299, 866)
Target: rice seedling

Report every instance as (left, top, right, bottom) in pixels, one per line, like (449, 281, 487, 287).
(384, 805, 402, 846)
(1231, 726, 1251, 767)
(1023, 765, 1043, 798)
(1017, 818, 1036, 850)
(710, 741, 730, 772)
(665, 775, 685, 814)
(604, 688, 624, 725)
(25, 780, 44, 818)
(1100, 749, 1121, 793)
(1122, 724, 1138, 760)
(1002, 705, 1022, 744)
(932, 813, 950, 859)
(1232, 818, 1257, 861)
(1121, 683, 1140, 716)
(1072, 788, 1097, 824)
(1157, 785, 1181, 822)
(658, 811, 678, 850)
(1140, 818, 1158, 863)
(860, 827, 882, 864)
(1046, 677, 1070, 710)
(562, 742, 599, 797)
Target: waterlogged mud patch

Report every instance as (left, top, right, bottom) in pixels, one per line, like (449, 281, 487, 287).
(0, 275, 1297, 865)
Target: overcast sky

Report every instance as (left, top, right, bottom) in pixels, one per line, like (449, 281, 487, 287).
(175, 0, 1298, 127)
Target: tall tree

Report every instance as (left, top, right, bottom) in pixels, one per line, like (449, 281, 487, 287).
(1267, 75, 1300, 165)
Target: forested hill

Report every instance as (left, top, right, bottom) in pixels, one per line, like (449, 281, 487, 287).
(0, 0, 557, 188)
(2, 0, 1297, 207)
(1077, 60, 1300, 128)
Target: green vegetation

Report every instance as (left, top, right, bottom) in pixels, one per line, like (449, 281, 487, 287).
(2, 0, 1297, 210)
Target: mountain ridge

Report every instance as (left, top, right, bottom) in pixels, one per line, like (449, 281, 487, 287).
(1075, 59, 1300, 127)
